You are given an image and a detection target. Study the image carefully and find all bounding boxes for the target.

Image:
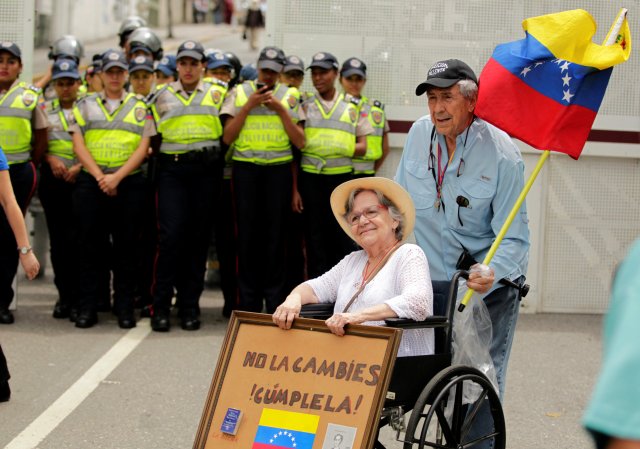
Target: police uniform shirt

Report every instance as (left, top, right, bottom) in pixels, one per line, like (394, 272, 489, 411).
(344, 93, 390, 134)
(69, 91, 156, 138)
(220, 85, 306, 121)
(153, 80, 212, 117)
(303, 89, 373, 137)
(0, 79, 49, 130)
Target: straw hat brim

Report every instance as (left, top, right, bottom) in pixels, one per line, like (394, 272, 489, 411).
(330, 177, 416, 243)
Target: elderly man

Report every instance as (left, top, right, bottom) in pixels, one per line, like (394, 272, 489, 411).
(395, 59, 530, 447)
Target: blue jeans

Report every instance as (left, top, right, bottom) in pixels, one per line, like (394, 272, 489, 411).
(467, 280, 522, 448)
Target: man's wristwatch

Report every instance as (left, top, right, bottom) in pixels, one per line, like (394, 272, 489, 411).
(18, 246, 32, 255)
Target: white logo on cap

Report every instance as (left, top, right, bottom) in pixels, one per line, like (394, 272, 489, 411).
(184, 41, 196, 49)
(160, 57, 169, 65)
(60, 61, 70, 70)
(134, 55, 146, 64)
(314, 53, 325, 61)
(1, 42, 12, 48)
(289, 56, 299, 64)
(350, 59, 361, 68)
(266, 49, 278, 59)
(215, 53, 224, 60)
(108, 52, 119, 61)
(428, 62, 448, 76)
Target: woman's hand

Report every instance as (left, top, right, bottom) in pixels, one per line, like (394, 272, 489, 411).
(98, 173, 120, 196)
(20, 252, 40, 280)
(273, 294, 303, 329)
(46, 155, 68, 179)
(325, 312, 363, 337)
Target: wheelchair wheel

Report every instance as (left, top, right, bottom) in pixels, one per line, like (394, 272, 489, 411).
(402, 365, 505, 449)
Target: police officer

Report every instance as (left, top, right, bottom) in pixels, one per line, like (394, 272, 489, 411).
(205, 51, 234, 83)
(126, 27, 163, 62)
(280, 55, 305, 89)
(118, 16, 147, 50)
(129, 55, 155, 98)
(38, 59, 84, 319)
(339, 57, 389, 177)
(69, 49, 156, 329)
(150, 40, 227, 331)
(0, 41, 49, 324)
(154, 55, 177, 86)
(297, 51, 372, 278)
(36, 35, 85, 98)
(221, 46, 305, 314)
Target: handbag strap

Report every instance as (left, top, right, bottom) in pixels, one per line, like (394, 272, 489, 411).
(342, 242, 402, 313)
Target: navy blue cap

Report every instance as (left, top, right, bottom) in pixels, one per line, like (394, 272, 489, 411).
(283, 55, 304, 73)
(155, 54, 177, 77)
(101, 49, 128, 71)
(0, 41, 21, 60)
(52, 58, 80, 80)
(340, 57, 367, 78)
(129, 55, 154, 73)
(308, 52, 339, 70)
(206, 52, 233, 70)
(239, 63, 258, 82)
(257, 46, 285, 72)
(176, 40, 205, 61)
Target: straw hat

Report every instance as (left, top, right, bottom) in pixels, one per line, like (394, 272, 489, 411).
(330, 177, 416, 242)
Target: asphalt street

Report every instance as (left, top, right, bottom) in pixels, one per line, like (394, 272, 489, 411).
(1, 21, 604, 449)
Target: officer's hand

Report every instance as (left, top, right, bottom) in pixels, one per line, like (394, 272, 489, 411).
(64, 164, 81, 183)
(247, 86, 273, 109)
(291, 189, 303, 213)
(467, 264, 495, 294)
(98, 174, 120, 196)
(46, 155, 68, 179)
(273, 294, 302, 330)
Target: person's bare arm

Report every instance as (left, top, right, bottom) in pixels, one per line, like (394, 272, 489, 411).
(272, 283, 319, 329)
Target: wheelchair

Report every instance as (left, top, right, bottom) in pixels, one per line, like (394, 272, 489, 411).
(299, 270, 506, 449)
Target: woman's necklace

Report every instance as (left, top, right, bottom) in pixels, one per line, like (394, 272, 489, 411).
(358, 241, 400, 289)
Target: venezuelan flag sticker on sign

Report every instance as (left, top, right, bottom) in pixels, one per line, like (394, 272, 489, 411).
(252, 408, 320, 449)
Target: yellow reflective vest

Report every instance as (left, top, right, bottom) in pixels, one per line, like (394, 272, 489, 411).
(232, 81, 300, 165)
(79, 92, 147, 170)
(301, 93, 357, 175)
(0, 82, 39, 164)
(45, 99, 82, 168)
(352, 95, 385, 175)
(151, 80, 226, 153)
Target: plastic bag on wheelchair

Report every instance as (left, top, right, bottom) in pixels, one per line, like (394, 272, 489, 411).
(450, 280, 499, 404)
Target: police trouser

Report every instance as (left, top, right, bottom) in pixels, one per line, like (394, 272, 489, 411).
(215, 176, 238, 316)
(0, 161, 37, 310)
(152, 156, 223, 315)
(298, 171, 357, 279)
(233, 161, 292, 313)
(73, 171, 146, 315)
(38, 163, 77, 308)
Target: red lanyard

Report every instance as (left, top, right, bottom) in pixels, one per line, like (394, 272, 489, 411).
(436, 142, 452, 200)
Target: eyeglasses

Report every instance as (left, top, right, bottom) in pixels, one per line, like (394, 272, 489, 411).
(346, 205, 387, 226)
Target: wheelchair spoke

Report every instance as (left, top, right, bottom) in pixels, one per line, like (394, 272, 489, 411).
(434, 405, 456, 445)
(451, 382, 464, 442)
(460, 386, 489, 441)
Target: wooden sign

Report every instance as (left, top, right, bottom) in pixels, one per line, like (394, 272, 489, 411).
(194, 311, 402, 449)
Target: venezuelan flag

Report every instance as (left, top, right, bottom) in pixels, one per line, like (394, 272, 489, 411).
(476, 9, 631, 159)
(252, 408, 320, 449)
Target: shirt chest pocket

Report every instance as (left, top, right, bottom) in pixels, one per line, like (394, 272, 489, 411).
(405, 159, 436, 216)
(448, 179, 496, 234)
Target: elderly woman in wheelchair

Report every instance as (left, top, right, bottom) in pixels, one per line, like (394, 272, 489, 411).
(272, 177, 433, 357)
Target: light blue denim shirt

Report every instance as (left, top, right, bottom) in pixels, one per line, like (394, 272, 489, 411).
(395, 115, 529, 291)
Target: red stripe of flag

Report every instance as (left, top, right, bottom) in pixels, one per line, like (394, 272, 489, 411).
(476, 57, 597, 159)
(252, 443, 290, 449)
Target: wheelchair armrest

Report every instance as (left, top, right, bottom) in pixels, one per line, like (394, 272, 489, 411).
(299, 303, 333, 319)
(384, 315, 448, 329)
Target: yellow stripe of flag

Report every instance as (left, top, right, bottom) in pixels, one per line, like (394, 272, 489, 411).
(522, 9, 631, 70)
(259, 408, 320, 434)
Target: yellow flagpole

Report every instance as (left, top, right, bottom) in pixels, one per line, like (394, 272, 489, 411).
(458, 150, 550, 312)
